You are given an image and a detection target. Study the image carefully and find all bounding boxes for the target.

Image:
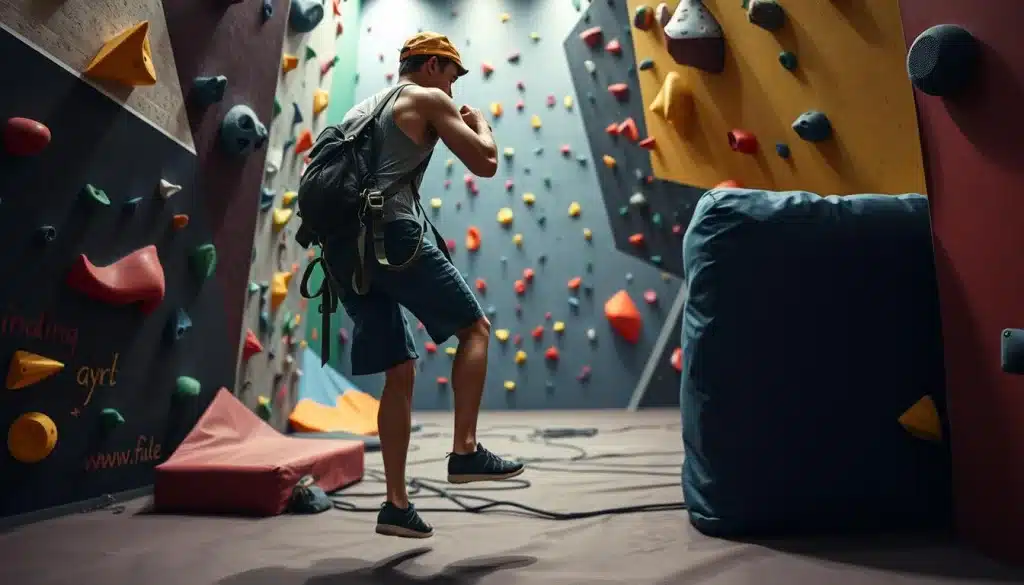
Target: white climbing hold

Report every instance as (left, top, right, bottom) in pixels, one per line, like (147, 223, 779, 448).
(158, 178, 182, 199)
(584, 60, 596, 74)
(586, 328, 597, 342)
(629, 192, 647, 206)
(665, 0, 722, 39)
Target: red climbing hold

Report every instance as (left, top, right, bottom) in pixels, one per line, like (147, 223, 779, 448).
(475, 278, 487, 292)
(605, 39, 622, 55)
(532, 325, 544, 339)
(437, 376, 449, 385)
(514, 280, 526, 295)
(445, 238, 456, 253)
(605, 123, 620, 136)
(727, 129, 758, 154)
(523, 268, 535, 282)
(568, 277, 582, 290)
(4, 117, 51, 156)
(294, 129, 313, 154)
(608, 83, 629, 101)
(513, 334, 522, 346)
(671, 347, 683, 372)
(66, 245, 166, 314)
(605, 290, 643, 344)
(336, 21, 343, 36)
(545, 346, 560, 361)
(618, 118, 639, 142)
(424, 341, 437, 353)
(466, 226, 482, 251)
(580, 26, 603, 48)
(638, 136, 656, 150)
(332, 0, 341, 16)
(243, 329, 263, 361)
(628, 233, 645, 246)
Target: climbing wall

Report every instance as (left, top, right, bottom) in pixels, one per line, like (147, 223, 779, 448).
(627, 0, 927, 195)
(234, 0, 347, 429)
(0, 28, 234, 518)
(306, 0, 685, 411)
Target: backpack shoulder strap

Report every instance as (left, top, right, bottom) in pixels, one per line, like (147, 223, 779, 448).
(345, 83, 413, 138)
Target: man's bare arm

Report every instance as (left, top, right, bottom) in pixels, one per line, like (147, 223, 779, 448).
(419, 88, 498, 178)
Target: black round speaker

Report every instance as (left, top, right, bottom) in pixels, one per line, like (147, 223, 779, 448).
(907, 24, 980, 97)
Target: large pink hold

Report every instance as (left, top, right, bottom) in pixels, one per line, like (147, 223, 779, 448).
(4, 117, 51, 156)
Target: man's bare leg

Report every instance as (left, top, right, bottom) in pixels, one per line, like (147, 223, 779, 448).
(451, 318, 491, 454)
(379, 359, 415, 508)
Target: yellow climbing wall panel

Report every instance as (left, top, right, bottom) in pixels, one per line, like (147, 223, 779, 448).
(627, 0, 927, 195)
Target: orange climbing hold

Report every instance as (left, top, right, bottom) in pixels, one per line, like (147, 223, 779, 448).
(602, 154, 617, 168)
(84, 21, 157, 86)
(424, 341, 437, 353)
(475, 278, 487, 292)
(608, 83, 629, 101)
(714, 179, 743, 189)
(514, 280, 526, 295)
(605, 123, 620, 136)
(172, 214, 189, 230)
(66, 245, 166, 314)
(294, 129, 313, 154)
(639, 136, 656, 149)
(580, 26, 603, 47)
(568, 277, 582, 290)
(618, 118, 639, 141)
(671, 347, 683, 372)
(628, 233, 645, 246)
(6, 350, 64, 390)
(605, 290, 642, 344)
(242, 329, 263, 361)
(282, 54, 299, 73)
(532, 325, 544, 339)
(466, 226, 481, 251)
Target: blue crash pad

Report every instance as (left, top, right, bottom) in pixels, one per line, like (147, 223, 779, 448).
(680, 188, 952, 537)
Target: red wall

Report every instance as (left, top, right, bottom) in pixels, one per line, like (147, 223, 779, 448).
(900, 0, 1024, 563)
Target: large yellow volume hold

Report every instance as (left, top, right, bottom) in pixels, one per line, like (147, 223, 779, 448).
(84, 21, 157, 86)
(6, 350, 64, 390)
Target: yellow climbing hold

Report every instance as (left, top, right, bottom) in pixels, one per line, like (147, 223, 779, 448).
(513, 233, 523, 246)
(84, 21, 157, 86)
(564, 95, 574, 109)
(497, 207, 514, 225)
(530, 115, 542, 129)
(504, 380, 516, 391)
(6, 350, 65, 390)
(445, 158, 454, 169)
(500, 12, 511, 22)
(602, 155, 617, 168)
(270, 271, 292, 311)
(430, 197, 443, 209)
(650, 71, 689, 126)
(495, 328, 510, 342)
(503, 147, 515, 158)
(282, 190, 298, 206)
(7, 412, 58, 463)
(583, 228, 593, 240)
(553, 321, 566, 333)
(313, 88, 330, 116)
(490, 102, 504, 117)
(272, 208, 293, 231)
(522, 192, 536, 206)
(568, 202, 581, 217)
(515, 350, 527, 365)
(899, 396, 943, 442)
(282, 53, 299, 73)
(445, 346, 457, 356)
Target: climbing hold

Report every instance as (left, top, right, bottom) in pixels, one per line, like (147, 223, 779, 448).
(320, 56, 339, 77)
(35, 225, 57, 244)
(7, 412, 58, 463)
(775, 143, 791, 158)
(515, 350, 527, 365)
(638, 58, 654, 71)
(907, 24, 980, 97)
(602, 155, 617, 168)
(503, 147, 515, 159)
(586, 328, 597, 342)
(568, 201, 581, 217)
(288, 0, 324, 32)
(158, 178, 182, 199)
(291, 102, 304, 126)
(481, 62, 495, 76)
(546, 94, 556, 108)
(608, 83, 630, 101)
(630, 192, 647, 207)
(261, 0, 274, 20)
(175, 376, 201, 398)
(84, 21, 157, 86)
(513, 233, 524, 247)
(272, 208, 293, 231)
(335, 21, 343, 36)
(792, 110, 833, 142)
(523, 268, 535, 283)
(491, 102, 504, 118)
(544, 346, 560, 361)
(171, 214, 189, 230)
(430, 197, 443, 210)
(605, 290, 642, 343)
(650, 71, 688, 125)
(473, 278, 487, 294)
(191, 75, 228, 105)
(500, 12, 511, 22)
(4, 117, 51, 156)
(190, 243, 217, 280)
(634, 5, 655, 30)
(671, 347, 683, 372)
(495, 329, 510, 343)
(522, 192, 536, 206)
(530, 31, 540, 41)
(727, 129, 758, 154)
(294, 129, 313, 154)
(778, 51, 798, 71)
(580, 26, 603, 48)
(260, 188, 276, 211)
(219, 104, 268, 157)
(644, 290, 658, 304)
(281, 53, 299, 73)
(656, 2, 671, 25)
(466, 226, 482, 252)
(514, 280, 526, 295)
(553, 321, 566, 333)
(618, 118, 639, 141)
(582, 228, 592, 241)
(332, 0, 341, 17)
(271, 271, 292, 310)
(304, 46, 318, 61)
(504, 380, 516, 391)
(639, 137, 656, 149)
(243, 329, 263, 361)
(67, 245, 166, 313)
(6, 350, 64, 390)
(714, 179, 742, 188)
(747, 0, 785, 31)
(584, 60, 596, 74)
(281, 190, 298, 206)
(564, 95, 574, 109)
(256, 396, 272, 420)
(605, 39, 622, 55)
(560, 144, 572, 156)
(497, 207, 514, 226)
(663, 0, 725, 73)
(445, 347, 457, 357)
(899, 395, 943, 442)
(99, 408, 125, 432)
(629, 233, 646, 246)
(166, 308, 192, 342)
(313, 89, 329, 116)
(532, 325, 545, 340)
(530, 115, 542, 129)
(273, 97, 282, 118)
(568, 277, 582, 290)
(79, 183, 110, 207)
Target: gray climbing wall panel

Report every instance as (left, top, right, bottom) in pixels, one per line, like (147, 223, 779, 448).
(319, 0, 685, 411)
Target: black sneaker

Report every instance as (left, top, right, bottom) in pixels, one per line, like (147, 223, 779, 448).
(375, 502, 433, 538)
(447, 443, 525, 484)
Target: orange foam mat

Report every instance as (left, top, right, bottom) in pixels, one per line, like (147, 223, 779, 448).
(288, 390, 380, 436)
(154, 388, 364, 516)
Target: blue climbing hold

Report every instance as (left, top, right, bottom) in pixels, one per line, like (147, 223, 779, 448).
(259, 310, 272, 332)
(288, 0, 324, 33)
(260, 187, 276, 211)
(191, 75, 228, 106)
(292, 102, 303, 125)
(166, 308, 192, 342)
(639, 58, 654, 71)
(568, 297, 580, 308)
(122, 196, 143, 213)
(219, 104, 268, 157)
(775, 142, 791, 158)
(792, 110, 833, 143)
(261, 0, 273, 21)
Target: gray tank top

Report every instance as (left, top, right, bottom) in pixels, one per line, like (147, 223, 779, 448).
(341, 85, 436, 222)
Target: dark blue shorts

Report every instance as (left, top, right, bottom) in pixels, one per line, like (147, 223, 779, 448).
(325, 218, 484, 375)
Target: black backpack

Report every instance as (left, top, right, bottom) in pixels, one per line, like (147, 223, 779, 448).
(294, 84, 449, 366)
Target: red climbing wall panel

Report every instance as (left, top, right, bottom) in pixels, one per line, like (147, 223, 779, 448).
(900, 0, 1024, 564)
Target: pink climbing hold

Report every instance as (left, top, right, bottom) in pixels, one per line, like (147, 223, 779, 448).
(338, 328, 349, 344)
(505, 179, 514, 191)
(482, 62, 495, 76)
(546, 94, 556, 107)
(643, 289, 658, 304)
(605, 39, 622, 55)
(516, 99, 525, 110)
(580, 26, 603, 48)
(507, 51, 521, 62)
(516, 81, 525, 90)
(560, 144, 571, 155)
(577, 365, 592, 381)
(608, 83, 629, 101)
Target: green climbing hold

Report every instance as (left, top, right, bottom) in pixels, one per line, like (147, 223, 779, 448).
(256, 397, 272, 421)
(304, 46, 317, 60)
(572, 0, 581, 11)
(80, 183, 110, 206)
(282, 310, 295, 334)
(650, 255, 663, 265)
(190, 243, 217, 280)
(99, 408, 125, 431)
(175, 376, 201, 398)
(652, 212, 662, 226)
(273, 97, 282, 118)
(618, 205, 629, 217)
(779, 51, 798, 71)
(248, 281, 261, 294)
